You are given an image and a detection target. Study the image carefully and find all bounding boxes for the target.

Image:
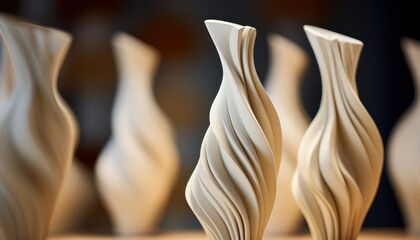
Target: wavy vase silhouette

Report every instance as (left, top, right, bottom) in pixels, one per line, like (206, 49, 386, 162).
(50, 160, 96, 234)
(292, 26, 384, 240)
(265, 34, 309, 235)
(95, 32, 180, 235)
(0, 14, 77, 239)
(185, 20, 282, 240)
(388, 37, 420, 235)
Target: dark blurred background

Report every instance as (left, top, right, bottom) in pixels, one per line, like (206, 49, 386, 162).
(1, 0, 419, 233)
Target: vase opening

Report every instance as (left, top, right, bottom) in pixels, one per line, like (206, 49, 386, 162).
(303, 25, 363, 46)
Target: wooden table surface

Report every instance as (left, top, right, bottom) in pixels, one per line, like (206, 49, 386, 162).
(50, 230, 420, 240)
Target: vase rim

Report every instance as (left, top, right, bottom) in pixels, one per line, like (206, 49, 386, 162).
(0, 13, 71, 41)
(304, 25, 363, 46)
(401, 37, 420, 50)
(267, 33, 307, 57)
(267, 33, 294, 45)
(111, 31, 159, 58)
(204, 19, 246, 31)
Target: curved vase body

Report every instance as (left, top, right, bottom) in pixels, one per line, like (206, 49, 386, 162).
(50, 160, 96, 234)
(292, 26, 384, 240)
(95, 32, 180, 235)
(388, 37, 420, 235)
(185, 20, 282, 240)
(265, 34, 309, 234)
(0, 14, 77, 239)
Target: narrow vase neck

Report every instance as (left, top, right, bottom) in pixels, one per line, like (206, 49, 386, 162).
(112, 32, 159, 91)
(304, 26, 363, 110)
(266, 34, 308, 103)
(402, 38, 420, 105)
(0, 14, 71, 92)
(205, 20, 258, 87)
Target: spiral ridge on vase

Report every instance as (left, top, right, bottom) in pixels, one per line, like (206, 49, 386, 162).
(0, 14, 77, 240)
(265, 34, 309, 234)
(185, 20, 281, 240)
(292, 26, 383, 240)
(95, 32, 180, 235)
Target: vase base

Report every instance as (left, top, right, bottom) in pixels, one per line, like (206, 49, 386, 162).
(49, 229, 418, 240)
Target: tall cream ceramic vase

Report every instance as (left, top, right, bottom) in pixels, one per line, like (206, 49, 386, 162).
(95, 32, 180, 235)
(388, 37, 420, 235)
(292, 26, 384, 240)
(185, 20, 282, 240)
(0, 14, 77, 239)
(265, 34, 309, 234)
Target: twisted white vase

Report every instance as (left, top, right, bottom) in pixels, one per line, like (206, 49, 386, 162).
(185, 20, 282, 240)
(388, 37, 420, 235)
(292, 26, 384, 240)
(0, 14, 77, 239)
(265, 34, 309, 235)
(50, 160, 96, 234)
(95, 32, 180, 235)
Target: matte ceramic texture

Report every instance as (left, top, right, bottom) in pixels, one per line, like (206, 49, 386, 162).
(95, 32, 180, 235)
(50, 160, 96, 234)
(0, 14, 77, 240)
(185, 20, 282, 240)
(265, 34, 309, 235)
(292, 26, 384, 240)
(388, 38, 420, 235)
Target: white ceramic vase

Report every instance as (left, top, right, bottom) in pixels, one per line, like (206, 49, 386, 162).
(185, 20, 282, 240)
(0, 14, 77, 239)
(95, 32, 180, 235)
(388, 37, 420, 235)
(50, 160, 96, 234)
(292, 26, 384, 240)
(265, 34, 309, 235)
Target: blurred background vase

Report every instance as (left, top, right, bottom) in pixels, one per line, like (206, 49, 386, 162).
(95, 32, 180, 235)
(265, 33, 309, 235)
(387, 37, 420, 235)
(292, 26, 383, 240)
(0, 14, 77, 240)
(50, 160, 97, 234)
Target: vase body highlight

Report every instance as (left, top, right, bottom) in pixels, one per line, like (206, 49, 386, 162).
(292, 26, 383, 240)
(265, 34, 309, 234)
(95, 32, 180, 235)
(185, 20, 282, 240)
(0, 14, 77, 239)
(388, 37, 420, 235)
